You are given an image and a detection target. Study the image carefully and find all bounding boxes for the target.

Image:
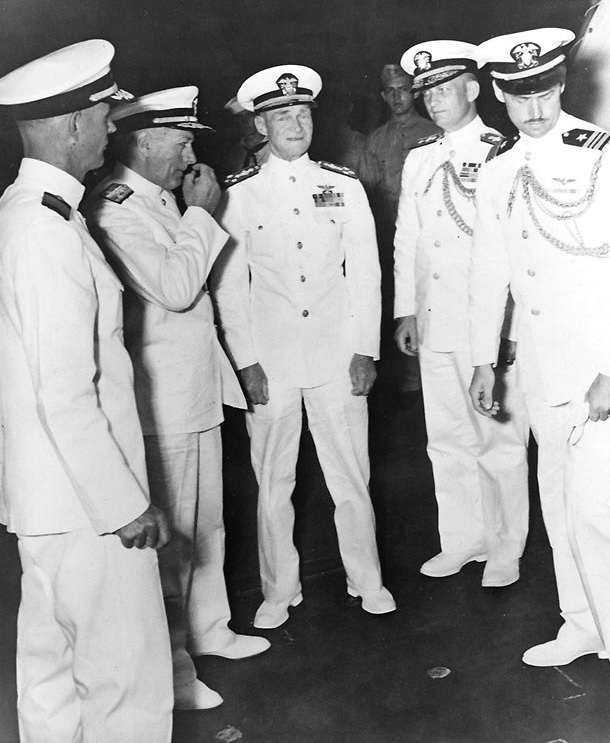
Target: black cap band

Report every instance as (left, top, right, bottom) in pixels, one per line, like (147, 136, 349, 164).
(3, 71, 125, 120)
(495, 63, 565, 96)
(114, 107, 202, 131)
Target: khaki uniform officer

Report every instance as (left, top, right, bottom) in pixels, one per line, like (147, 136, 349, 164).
(471, 28, 610, 666)
(85, 87, 270, 711)
(0, 41, 173, 742)
(213, 65, 396, 630)
(395, 41, 529, 587)
(359, 64, 441, 393)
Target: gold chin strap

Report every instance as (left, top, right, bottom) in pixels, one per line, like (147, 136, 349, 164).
(423, 161, 476, 236)
(507, 155, 610, 257)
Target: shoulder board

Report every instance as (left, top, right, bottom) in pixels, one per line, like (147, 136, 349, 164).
(562, 128, 610, 151)
(223, 165, 260, 188)
(412, 132, 444, 149)
(41, 191, 71, 221)
(480, 132, 504, 146)
(486, 133, 519, 162)
(100, 182, 134, 204)
(318, 160, 358, 178)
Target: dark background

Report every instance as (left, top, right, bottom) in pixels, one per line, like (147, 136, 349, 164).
(0, 0, 592, 191)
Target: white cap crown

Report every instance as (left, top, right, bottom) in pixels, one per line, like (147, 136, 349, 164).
(237, 64, 322, 113)
(112, 85, 210, 131)
(401, 40, 479, 93)
(0, 39, 132, 119)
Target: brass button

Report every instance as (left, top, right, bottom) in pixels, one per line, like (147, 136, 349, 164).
(258, 225, 263, 230)
(525, 152, 532, 161)
(296, 241, 303, 249)
(433, 272, 440, 280)
(522, 230, 529, 239)
(300, 275, 306, 282)
(293, 208, 300, 215)
(434, 240, 441, 247)
(289, 176, 296, 183)
(531, 307, 540, 316)
(302, 309, 309, 317)
(527, 268, 536, 277)
(437, 210, 443, 217)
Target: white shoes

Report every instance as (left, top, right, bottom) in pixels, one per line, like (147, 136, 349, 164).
(347, 586, 396, 615)
(253, 593, 303, 629)
(192, 632, 270, 660)
(481, 559, 520, 588)
(174, 678, 223, 710)
(420, 550, 487, 578)
(522, 629, 605, 667)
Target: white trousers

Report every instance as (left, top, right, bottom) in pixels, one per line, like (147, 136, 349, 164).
(246, 376, 384, 603)
(528, 395, 610, 649)
(17, 529, 172, 743)
(145, 428, 231, 676)
(419, 346, 530, 560)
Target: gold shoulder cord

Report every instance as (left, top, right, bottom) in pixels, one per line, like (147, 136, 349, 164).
(507, 155, 610, 257)
(423, 161, 476, 237)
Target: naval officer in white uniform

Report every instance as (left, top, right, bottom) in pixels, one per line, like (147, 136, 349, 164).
(213, 65, 395, 630)
(394, 41, 529, 587)
(470, 28, 610, 666)
(0, 41, 173, 742)
(85, 86, 270, 710)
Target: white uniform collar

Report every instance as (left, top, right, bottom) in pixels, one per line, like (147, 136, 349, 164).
(519, 109, 570, 149)
(265, 151, 312, 173)
(443, 114, 485, 146)
(17, 157, 85, 209)
(112, 163, 173, 203)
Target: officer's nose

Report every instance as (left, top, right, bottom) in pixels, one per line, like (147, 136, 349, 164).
(107, 118, 117, 135)
(184, 144, 196, 166)
(528, 97, 543, 120)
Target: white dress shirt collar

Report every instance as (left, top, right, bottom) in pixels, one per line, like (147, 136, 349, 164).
(111, 163, 173, 203)
(264, 152, 312, 174)
(443, 115, 486, 148)
(519, 109, 570, 150)
(17, 157, 85, 209)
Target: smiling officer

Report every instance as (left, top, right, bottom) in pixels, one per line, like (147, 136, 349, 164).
(213, 64, 396, 630)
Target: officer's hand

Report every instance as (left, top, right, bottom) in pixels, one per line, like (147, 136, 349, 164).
(349, 354, 377, 396)
(394, 315, 418, 356)
(239, 362, 269, 405)
(469, 364, 500, 418)
(182, 164, 221, 213)
(585, 373, 610, 421)
(114, 504, 171, 550)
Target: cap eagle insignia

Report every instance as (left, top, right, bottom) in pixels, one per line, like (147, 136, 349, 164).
(276, 73, 298, 96)
(510, 42, 541, 70)
(414, 51, 432, 72)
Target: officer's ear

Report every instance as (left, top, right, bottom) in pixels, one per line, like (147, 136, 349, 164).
(67, 110, 83, 142)
(136, 129, 153, 154)
(466, 78, 480, 103)
(254, 113, 268, 137)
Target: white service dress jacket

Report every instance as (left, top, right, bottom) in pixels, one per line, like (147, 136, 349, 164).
(394, 116, 503, 352)
(470, 111, 610, 406)
(86, 165, 245, 436)
(213, 153, 381, 388)
(0, 159, 150, 536)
